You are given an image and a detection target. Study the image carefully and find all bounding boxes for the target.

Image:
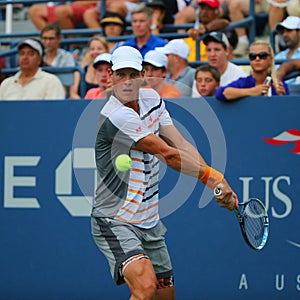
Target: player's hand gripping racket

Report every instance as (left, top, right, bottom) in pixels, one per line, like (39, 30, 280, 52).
(214, 187, 269, 250)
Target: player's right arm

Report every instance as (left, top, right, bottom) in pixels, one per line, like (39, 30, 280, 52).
(134, 125, 237, 210)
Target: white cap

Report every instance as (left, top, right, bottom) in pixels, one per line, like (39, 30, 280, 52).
(93, 53, 111, 68)
(276, 16, 300, 32)
(110, 46, 143, 71)
(143, 50, 168, 68)
(157, 39, 190, 60)
(18, 39, 43, 56)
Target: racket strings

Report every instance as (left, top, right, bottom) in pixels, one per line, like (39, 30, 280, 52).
(242, 202, 266, 248)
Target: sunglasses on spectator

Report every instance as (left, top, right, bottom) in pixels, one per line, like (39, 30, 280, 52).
(249, 52, 270, 61)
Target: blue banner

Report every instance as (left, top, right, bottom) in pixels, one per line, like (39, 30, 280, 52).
(0, 97, 299, 299)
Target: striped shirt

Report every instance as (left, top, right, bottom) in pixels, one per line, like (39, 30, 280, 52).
(93, 88, 173, 229)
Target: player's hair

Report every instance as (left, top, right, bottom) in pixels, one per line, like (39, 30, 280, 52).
(249, 40, 278, 86)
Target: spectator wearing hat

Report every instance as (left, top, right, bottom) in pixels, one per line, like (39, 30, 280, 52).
(203, 32, 247, 86)
(100, 12, 127, 53)
(122, 5, 167, 57)
(274, 16, 300, 84)
(0, 39, 65, 100)
(158, 39, 195, 97)
(85, 53, 112, 99)
(143, 50, 182, 98)
(185, 0, 230, 61)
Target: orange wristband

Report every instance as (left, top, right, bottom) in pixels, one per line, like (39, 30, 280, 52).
(199, 166, 224, 190)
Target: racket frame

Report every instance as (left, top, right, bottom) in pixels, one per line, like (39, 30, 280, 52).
(213, 187, 269, 250)
(234, 199, 269, 250)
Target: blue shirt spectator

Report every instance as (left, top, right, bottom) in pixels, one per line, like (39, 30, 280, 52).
(216, 76, 290, 101)
(123, 34, 167, 57)
(275, 16, 300, 84)
(120, 4, 167, 57)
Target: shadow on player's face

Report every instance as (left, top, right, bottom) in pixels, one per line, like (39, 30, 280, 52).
(109, 68, 143, 103)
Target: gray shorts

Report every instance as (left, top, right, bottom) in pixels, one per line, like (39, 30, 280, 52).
(91, 217, 173, 285)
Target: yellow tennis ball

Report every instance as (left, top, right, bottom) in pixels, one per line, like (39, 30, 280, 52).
(115, 154, 132, 171)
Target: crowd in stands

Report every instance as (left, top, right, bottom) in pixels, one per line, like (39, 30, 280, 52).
(1, 0, 300, 100)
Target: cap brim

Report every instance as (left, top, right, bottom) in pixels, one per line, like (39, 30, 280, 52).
(276, 24, 294, 32)
(93, 60, 110, 68)
(203, 36, 220, 45)
(143, 59, 165, 68)
(111, 61, 142, 71)
(100, 17, 125, 26)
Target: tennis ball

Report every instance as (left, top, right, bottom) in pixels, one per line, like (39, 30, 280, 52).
(115, 154, 132, 171)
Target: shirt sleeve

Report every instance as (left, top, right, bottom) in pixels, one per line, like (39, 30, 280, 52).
(215, 76, 254, 101)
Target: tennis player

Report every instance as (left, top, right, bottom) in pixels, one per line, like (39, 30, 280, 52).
(91, 45, 238, 300)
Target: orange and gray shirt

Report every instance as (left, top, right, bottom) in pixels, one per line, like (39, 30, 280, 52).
(93, 88, 173, 229)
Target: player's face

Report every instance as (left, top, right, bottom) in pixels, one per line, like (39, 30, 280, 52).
(131, 12, 151, 38)
(41, 29, 60, 51)
(18, 46, 42, 71)
(206, 41, 228, 69)
(143, 64, 166, 88)
(195, 70, 219, 96)
(111, 68, 143, 103)
(249, 44, 272, 73)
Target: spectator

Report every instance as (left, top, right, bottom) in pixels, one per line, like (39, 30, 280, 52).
(0, 39, 65, 100)
(157, 39, 195, 97)
(83, 0, 142, 29)
(29, 1, 98, 59)
(100, 12, 127, 53)
(274, 16, 300, 84)
(144, 0, 166, 34)
(122, 5, 167, 57)
(268, 0, 300, 31)
(85, 53, 111, 99)
(70, 36, 109, 99)
(203, 32, 247, 86)
(40, 23, 75, 67)
(28, 1, 97, 30)
(276, 57, 300, 82)
(216, 40, 289, 101)
(185, 0, 230, 61)
(143, 50, 182, 98)
(192, 64, 221, 97)
(227, 0, 269, 57)
(0, 68, 5, 85)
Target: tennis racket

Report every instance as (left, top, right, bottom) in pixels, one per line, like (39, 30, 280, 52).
(214, 187, 269, 250)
